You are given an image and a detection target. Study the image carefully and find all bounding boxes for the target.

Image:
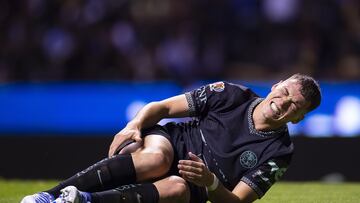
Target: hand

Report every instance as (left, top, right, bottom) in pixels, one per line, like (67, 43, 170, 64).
(178, 152, 214, 187)
(108, 123, 143, 157)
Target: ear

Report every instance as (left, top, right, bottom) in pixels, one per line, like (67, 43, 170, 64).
(271, 80, 283, 91)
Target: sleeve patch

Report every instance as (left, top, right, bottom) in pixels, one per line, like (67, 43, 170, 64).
(209, 81, 225, 92)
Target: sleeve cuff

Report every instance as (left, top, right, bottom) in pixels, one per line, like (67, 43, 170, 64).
(185, 92, 196, 116)
(241, 176, 264, 198)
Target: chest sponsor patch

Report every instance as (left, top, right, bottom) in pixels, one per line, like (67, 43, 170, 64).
(209, 81, 225, 92)
(240, 150, 258, 169)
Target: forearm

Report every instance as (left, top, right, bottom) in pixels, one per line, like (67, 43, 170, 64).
(109, 95, 189, 156)
(208, 183, 244, 203)
(128, 102, 169, 130)
(128, 95, 190, 129)
(207, 179, 257, 203)
(178, 153, 257, 203)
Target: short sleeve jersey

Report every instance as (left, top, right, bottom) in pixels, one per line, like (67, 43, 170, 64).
(179, 81, 294, 198)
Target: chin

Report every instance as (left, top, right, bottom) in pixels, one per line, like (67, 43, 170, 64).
(262, 109, 276, 119)
(263, 112, 282, 123)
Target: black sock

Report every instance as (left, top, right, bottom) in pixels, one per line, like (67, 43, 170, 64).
(91, 183, 159, 203)
(46, 154, 136, 197)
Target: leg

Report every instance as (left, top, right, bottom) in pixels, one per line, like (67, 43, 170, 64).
(154, 176, 190, 203)
(46, 134, 173, 197)
(133, 134, 174, 181)
(56, 175, 190, 203)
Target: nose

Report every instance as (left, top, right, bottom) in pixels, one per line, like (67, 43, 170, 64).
(280, 96, 292, 108)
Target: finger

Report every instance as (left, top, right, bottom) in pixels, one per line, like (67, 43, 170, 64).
(108, 149, 114, 157)
(177, 164, 202, 174)
(179, 170, 201, 180)
(178, 159, 202, 166)
(108, 142, 115, 156)
(133, 131, 143, 142)
(179, 170, 203, 186)
(188, 152, 203, 163)
(134, 136, 143, 143)
(109, 142, 119, 157)
(109, 142, 118, 157)
(108, 134, 131, 157)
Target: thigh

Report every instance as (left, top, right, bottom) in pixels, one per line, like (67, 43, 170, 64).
(118, 125, 177, 182)
(119, 134, 173, 155)
(119, 125, 174, 156)
(141, 134, 174, 156)
(132, 134, 174, 181)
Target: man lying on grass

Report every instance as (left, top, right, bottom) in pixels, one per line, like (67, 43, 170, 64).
(22, 73, 321, 203)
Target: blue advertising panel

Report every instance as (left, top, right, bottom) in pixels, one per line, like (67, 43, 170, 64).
(0, 82, 182, 135)
(0, 81, 359, 137)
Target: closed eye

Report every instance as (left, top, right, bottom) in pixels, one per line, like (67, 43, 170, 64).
(283, 87, 290, 96)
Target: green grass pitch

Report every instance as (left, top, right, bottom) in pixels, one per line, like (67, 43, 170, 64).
(2, 179, 360, 203)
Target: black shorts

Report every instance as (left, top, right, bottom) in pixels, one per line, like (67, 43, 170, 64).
(142, 124, 208, 203)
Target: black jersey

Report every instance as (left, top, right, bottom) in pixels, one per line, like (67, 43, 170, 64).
(163, 81, 294, 198)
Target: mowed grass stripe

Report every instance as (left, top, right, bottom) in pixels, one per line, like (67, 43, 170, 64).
(1, 180, 359, 203)
(260, 182, 360, 203)
(0, 179, 57, 203)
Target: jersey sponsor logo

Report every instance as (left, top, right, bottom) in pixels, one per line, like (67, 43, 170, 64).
(240, 150, 258, 169)
(198, 86, 207, 103)
(194, 86, 208, 107)
(115, 184, 140, 191)
(209, 81, 225, 92)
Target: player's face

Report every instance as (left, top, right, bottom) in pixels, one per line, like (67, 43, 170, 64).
(262, 79, 310, 124)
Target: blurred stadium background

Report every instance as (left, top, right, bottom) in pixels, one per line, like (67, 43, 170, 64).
(0, 0, 359, 187)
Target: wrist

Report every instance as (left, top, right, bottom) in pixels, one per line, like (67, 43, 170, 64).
(206, 173, 219, 192)
(127, 120, 141, 129)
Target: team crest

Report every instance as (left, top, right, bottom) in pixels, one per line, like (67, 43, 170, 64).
(240, 151, 257, 169)
(209, 82, 225, 92)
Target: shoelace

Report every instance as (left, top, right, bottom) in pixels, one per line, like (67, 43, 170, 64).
(36, 193, 53, 203)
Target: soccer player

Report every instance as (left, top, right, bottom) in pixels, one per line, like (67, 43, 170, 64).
(21, 73, 321, 203)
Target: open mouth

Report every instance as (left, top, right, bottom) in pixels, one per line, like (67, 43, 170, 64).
(270, 102, 281, 116)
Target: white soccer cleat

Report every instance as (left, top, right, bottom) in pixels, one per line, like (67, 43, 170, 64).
(53, 186, 90, 203)
(20, 192, 55, 203)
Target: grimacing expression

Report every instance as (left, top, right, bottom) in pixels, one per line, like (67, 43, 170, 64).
(262, 79, 311, 124)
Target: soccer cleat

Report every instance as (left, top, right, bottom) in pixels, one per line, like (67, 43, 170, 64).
(53, 186, 91, 203)
(20, 192, 55, 203)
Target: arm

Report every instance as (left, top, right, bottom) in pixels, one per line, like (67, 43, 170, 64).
(207, 180, 258, 203)
(179, 153, 291, 202)
(178, 152, 258, 203)
(127, 94, 190, 129)
(108, 94, 189, 157)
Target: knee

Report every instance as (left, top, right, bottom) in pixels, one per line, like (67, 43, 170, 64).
(166, 176, 190, 203)
(147, 151, 172, 174)
(134, 149, 173, 179)
(154, 150, 172, 166)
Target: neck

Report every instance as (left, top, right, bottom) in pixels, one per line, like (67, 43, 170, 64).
(252, 102, 283, 131)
